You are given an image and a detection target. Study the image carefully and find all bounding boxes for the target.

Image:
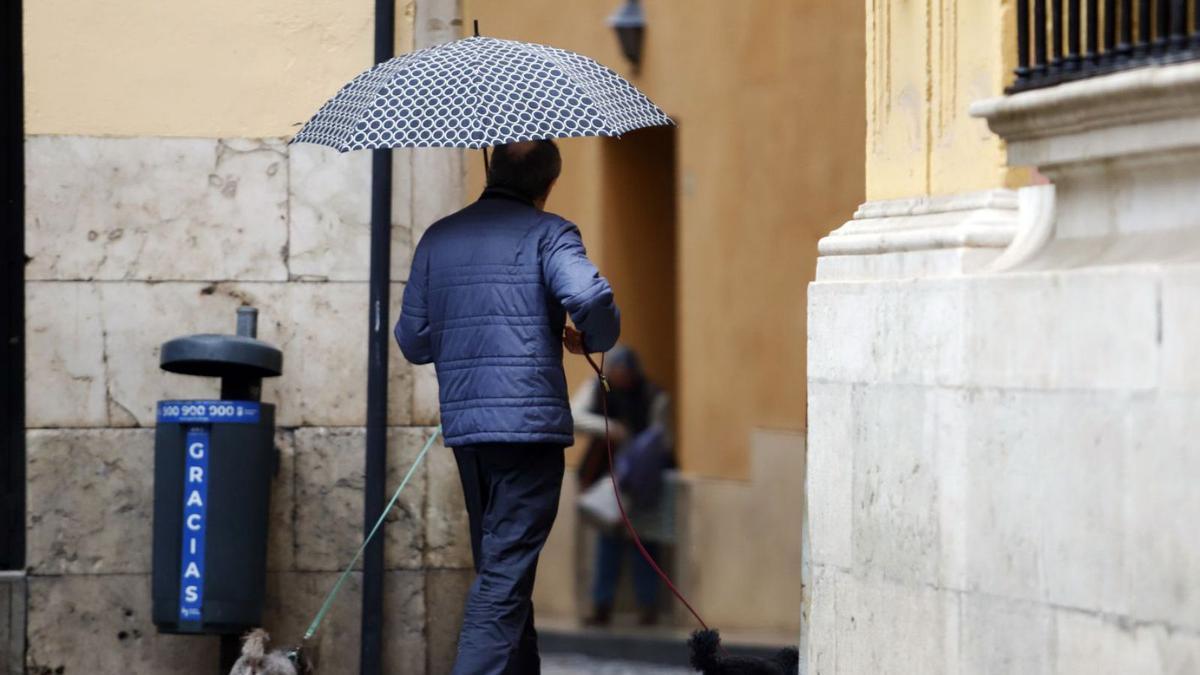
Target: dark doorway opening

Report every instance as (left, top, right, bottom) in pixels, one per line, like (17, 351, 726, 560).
(599, 125, 678, 400)
(1, 0, 26, 570)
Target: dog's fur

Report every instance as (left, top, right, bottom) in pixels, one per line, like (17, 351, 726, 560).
(688, 629, 798, 675)
(228, 630, 313, 675)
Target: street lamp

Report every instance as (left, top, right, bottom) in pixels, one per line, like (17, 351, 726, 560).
(608, 0, 646, 72)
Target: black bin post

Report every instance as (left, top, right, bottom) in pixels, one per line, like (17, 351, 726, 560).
(151, 307, 283, 663)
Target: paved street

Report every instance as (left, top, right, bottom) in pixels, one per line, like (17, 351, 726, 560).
(542, 653, 693, 675)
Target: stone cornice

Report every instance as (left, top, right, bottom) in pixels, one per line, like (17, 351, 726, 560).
(971, 62, 1200, 167)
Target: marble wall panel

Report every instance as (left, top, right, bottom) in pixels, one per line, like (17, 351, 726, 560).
(25, 136, 288, 282)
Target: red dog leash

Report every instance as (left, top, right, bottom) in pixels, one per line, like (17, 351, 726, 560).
(583, 350, 711, 632)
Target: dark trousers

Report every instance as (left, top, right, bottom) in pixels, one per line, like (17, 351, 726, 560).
(592, 533, 660, 609)
(451, 443, 565, 675)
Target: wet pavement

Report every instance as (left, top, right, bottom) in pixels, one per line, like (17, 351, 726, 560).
(542, 653, 693, 674)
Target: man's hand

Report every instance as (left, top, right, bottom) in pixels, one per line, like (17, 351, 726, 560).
(564, 326, 587, 355)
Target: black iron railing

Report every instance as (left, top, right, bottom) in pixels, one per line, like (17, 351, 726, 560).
(1012, 0, 1200, 91)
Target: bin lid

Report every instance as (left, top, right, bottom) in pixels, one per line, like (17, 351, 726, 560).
(160, 334, 283, 378)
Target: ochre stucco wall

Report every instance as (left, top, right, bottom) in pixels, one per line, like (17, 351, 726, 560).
(465, 0, 865, 479)
(866, 0, 1025, 200)
(23, 0, 415, 137)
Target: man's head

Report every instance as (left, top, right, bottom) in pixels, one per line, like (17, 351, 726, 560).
(487, 139, 561, 208)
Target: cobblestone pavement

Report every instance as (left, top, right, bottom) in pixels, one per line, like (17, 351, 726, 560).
(542, 653, 693, 674)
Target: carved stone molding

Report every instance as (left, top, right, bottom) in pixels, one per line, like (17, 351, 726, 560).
(973, 62, 1200, 268)
(816, 189, 1019, 280)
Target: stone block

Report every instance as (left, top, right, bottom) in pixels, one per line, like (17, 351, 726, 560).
(410, 147, 466, 242)
(261, 571, 426, 675)
(257, 281, 413, 427)
(961, 267, 1159, 392)
(1125, 395, 1200, 631)
(848, 385, 955, 588)
(960, 389, 1130, 614)
(803, 564, 839, 675)
(294, 427, 432, 572)
(422, 438, 472, 569)
(815, 247, 1003, 281)
(287, 144, 414, 282)
(1051, 609, 1195, 675)
(1160, 265, 1200, 394)
(30, 281, 415, 428)
(26, 429, 155, 574)
(807, 279, 965, 386)
(811, 379, 859, 566)
(27, 427, 295, 577)
(425, 569, 473, 672)
(831, 572, 959, 675)
(412, 363, 441, 427)
(958, 593, 1054, 675)
(268, 429, 296, 573)
(97, 281, 248, 428)
(25, 282, 110, 427)
(26, 574, 216, 674)
(25, 136, 288, 282)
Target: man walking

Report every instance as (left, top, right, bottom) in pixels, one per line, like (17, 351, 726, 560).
(396, 139, 620, 674)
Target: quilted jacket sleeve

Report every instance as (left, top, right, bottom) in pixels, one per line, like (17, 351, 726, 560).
(396, 237, 434, 365)
(542, 218, 621, 353)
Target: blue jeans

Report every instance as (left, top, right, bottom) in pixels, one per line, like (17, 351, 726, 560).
(591, 532, 660, 609)
(452, 444, 565, 675)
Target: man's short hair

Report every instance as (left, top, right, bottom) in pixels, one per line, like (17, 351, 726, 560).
(487, 140, 562, 201)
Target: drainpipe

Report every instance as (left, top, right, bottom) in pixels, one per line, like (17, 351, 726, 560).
(361, 0, 394, 671)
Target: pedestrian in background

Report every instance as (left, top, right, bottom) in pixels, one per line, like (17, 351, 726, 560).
(572, 346, 674, 627)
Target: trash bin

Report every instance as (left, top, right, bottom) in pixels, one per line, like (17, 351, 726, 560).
(151, 307, 283, 635)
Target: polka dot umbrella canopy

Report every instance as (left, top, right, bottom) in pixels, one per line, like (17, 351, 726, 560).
(292, 36, 673, 152)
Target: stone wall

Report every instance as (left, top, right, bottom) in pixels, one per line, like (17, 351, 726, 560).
(22, 131, 471, 673)
(802, 64, 1200, 674)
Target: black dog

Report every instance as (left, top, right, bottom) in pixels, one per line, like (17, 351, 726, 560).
(688, 629, 799, 674)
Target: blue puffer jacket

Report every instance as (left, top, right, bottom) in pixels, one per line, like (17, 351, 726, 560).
(396, 188, 620, 448)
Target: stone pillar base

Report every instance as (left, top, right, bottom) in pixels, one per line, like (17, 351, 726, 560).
(816, 190, 1018, 281)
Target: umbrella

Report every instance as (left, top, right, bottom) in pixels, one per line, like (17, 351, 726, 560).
(292, 35, 673, 152)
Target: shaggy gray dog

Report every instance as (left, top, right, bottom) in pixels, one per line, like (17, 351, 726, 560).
(229, 630, 313, 675)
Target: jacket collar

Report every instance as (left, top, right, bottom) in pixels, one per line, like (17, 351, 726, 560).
(480, 186, 536, 207)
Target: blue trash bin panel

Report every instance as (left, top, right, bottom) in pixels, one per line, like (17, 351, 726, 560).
(152, 399, 275, 634)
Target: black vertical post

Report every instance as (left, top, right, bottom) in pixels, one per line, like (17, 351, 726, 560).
(1194, 0, 1200, 47)
(1017, 0, 1032, 80)
(1137, 0, 1153, 54)
(1118, 0, 1133, 56)
(1068, 0, 1083, 68)
(1104, 0, 1118, 58)
(1170, 0, 1187, 48)
(1052, 0, 1065, 70)
(1157, 0, 1171, 51)
(361, 0, 393, 673)
(0, 0, 24, 573)
(1087, 0, 1101, 63)
(1035, 0, 1049, 75)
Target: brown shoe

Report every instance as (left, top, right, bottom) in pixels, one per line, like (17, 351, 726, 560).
(637, 608, 659, 626)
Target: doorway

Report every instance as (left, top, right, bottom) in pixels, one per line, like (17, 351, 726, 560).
(599, 125, 678, 400)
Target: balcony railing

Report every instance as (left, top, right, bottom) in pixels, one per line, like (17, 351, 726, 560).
(1012, 0, 1200, 92)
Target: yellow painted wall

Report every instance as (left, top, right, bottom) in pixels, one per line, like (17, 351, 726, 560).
(24, 0, 415, 138)
(866, 0, 1025, 200)
(465, 0, 865, 479)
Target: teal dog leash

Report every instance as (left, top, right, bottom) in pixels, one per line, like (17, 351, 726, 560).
(301, 425, 443, 643)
